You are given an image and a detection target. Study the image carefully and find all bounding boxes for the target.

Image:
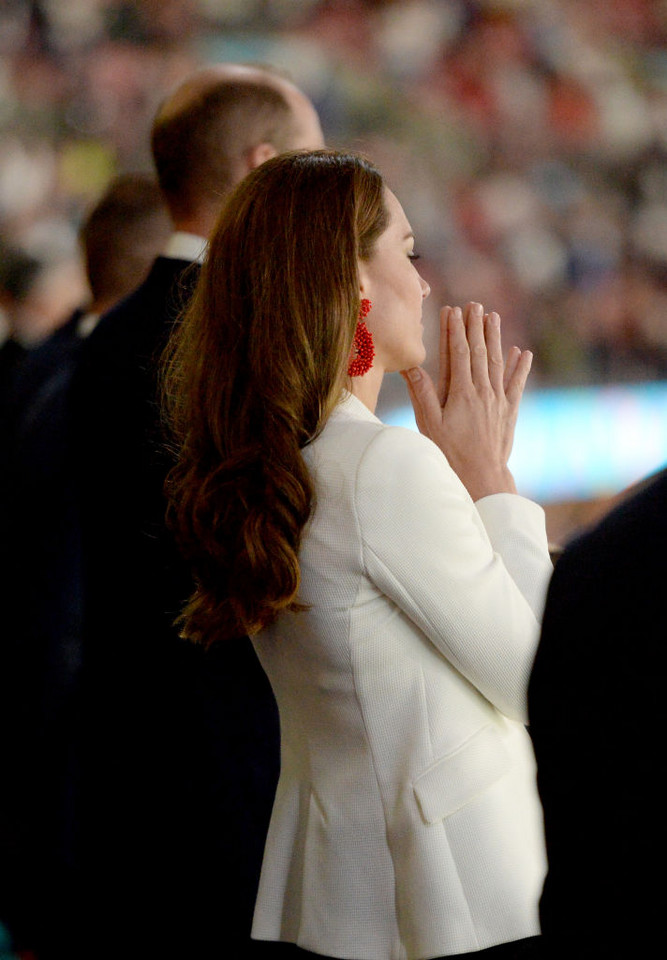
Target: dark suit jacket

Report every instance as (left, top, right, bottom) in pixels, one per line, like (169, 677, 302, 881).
(7, 256, 280, 959)
(0, 311, 89, 952)
(528, 467, 667, 958)
(0, 311, 86, 662)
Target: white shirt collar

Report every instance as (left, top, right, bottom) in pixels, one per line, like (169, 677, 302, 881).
(162, 231, 207, 264)
(76, 311, 100, 338)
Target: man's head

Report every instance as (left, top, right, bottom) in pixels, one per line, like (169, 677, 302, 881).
(150, 63, 324, 236)
(80, 173, 171, 314)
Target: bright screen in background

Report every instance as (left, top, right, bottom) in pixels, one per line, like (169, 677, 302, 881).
(381, 382, 667, 504)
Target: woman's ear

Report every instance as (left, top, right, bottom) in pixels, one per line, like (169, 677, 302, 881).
(357, 260, 371, 296)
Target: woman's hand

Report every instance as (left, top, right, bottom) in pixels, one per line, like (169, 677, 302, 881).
(401, 302, 532, 501)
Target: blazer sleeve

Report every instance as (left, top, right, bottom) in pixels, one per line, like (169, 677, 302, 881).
(354, 426, 552, 723)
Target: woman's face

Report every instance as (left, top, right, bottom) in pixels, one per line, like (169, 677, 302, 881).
(358, 189, 430, 374)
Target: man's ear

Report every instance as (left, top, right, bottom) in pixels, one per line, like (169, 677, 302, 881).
(246, 142, 278, 171)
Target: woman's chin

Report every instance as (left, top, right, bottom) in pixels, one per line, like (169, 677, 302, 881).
(385, 341, 427, 374)
(411, 342, 427, 368)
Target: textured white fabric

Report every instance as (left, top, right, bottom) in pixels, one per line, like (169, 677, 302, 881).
(251, 392, 552, 960)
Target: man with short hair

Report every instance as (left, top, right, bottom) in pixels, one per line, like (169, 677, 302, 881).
(151, 64, 323, 236)
(68, 65, 324, 959)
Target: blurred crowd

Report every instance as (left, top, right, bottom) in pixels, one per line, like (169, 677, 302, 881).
(1, 0, 666, 390)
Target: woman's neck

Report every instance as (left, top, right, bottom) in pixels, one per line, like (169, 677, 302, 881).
(348, 366, 384, 414)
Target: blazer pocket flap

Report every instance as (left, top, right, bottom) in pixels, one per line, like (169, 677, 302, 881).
(413, 725, 511, 824)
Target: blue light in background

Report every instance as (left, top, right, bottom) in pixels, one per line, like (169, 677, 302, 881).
(381, 382, 667, 503)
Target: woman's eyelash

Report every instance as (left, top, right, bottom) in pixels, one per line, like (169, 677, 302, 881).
(408, 252, 421, 261)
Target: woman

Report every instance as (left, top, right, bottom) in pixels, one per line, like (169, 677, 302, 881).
(163, 151, 552, 960)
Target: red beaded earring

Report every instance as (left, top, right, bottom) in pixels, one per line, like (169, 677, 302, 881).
(348, 298, 374, 377)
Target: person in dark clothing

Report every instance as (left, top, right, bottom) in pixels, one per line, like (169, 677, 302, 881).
(0, 243, 45, 407)
(0, 173, 170, 957)
(65, 64, 323, 959)
(3, 172, 170, 427)
(528, 466, 667, 960)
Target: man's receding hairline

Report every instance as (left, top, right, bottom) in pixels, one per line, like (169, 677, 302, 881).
(154, 64, 300, 127)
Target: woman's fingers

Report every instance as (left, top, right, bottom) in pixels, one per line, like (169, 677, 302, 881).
(401, 366, 440, 439)
(505, 348, 533, 406)
(444, 302, 528, 402)
(464, 302, 489, 387)
(402, 305, 534, 500)
(405, 302, 532, 499)
(484, 311, 505, 394)
(503, 345, 521, 392)
(447, 306, 473, 393)
(450, 302, 503, 393)
(410, 299, 532, 429)
(437, 306, 451, 405)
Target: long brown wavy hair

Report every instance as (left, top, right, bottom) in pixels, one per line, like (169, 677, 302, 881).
(162, 150, 388, 646)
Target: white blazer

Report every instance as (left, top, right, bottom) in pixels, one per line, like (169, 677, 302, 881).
(252, 393, 552, 960)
